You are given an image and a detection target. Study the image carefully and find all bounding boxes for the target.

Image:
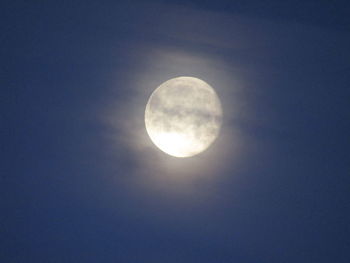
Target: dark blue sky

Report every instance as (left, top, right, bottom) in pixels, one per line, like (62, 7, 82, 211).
(2, 1, 350, 262)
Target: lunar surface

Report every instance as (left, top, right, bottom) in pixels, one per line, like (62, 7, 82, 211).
(145, 76, 222, 157)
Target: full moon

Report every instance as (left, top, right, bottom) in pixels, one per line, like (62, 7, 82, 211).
(145, 76, 222, 157)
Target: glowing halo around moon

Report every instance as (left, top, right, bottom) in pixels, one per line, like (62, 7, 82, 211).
(145, 76, 223, 158)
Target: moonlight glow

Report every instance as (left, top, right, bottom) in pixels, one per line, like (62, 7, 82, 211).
(145, 76, 222, 157)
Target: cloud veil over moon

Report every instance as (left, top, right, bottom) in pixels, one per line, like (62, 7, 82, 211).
(145, 77, 222, 158)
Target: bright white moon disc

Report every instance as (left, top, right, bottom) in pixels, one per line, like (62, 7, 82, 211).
(145, 76, 222, 157)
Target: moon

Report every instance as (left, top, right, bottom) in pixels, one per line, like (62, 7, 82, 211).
(145, 76, 222, 158)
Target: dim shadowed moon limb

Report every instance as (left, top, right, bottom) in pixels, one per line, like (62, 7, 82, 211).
(145, 76, 222, 158)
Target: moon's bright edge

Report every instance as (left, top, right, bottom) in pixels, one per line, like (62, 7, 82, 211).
(145, 76, 223, 157)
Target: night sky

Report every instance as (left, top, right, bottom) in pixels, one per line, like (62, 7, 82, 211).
(2, 1, 350, 262)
